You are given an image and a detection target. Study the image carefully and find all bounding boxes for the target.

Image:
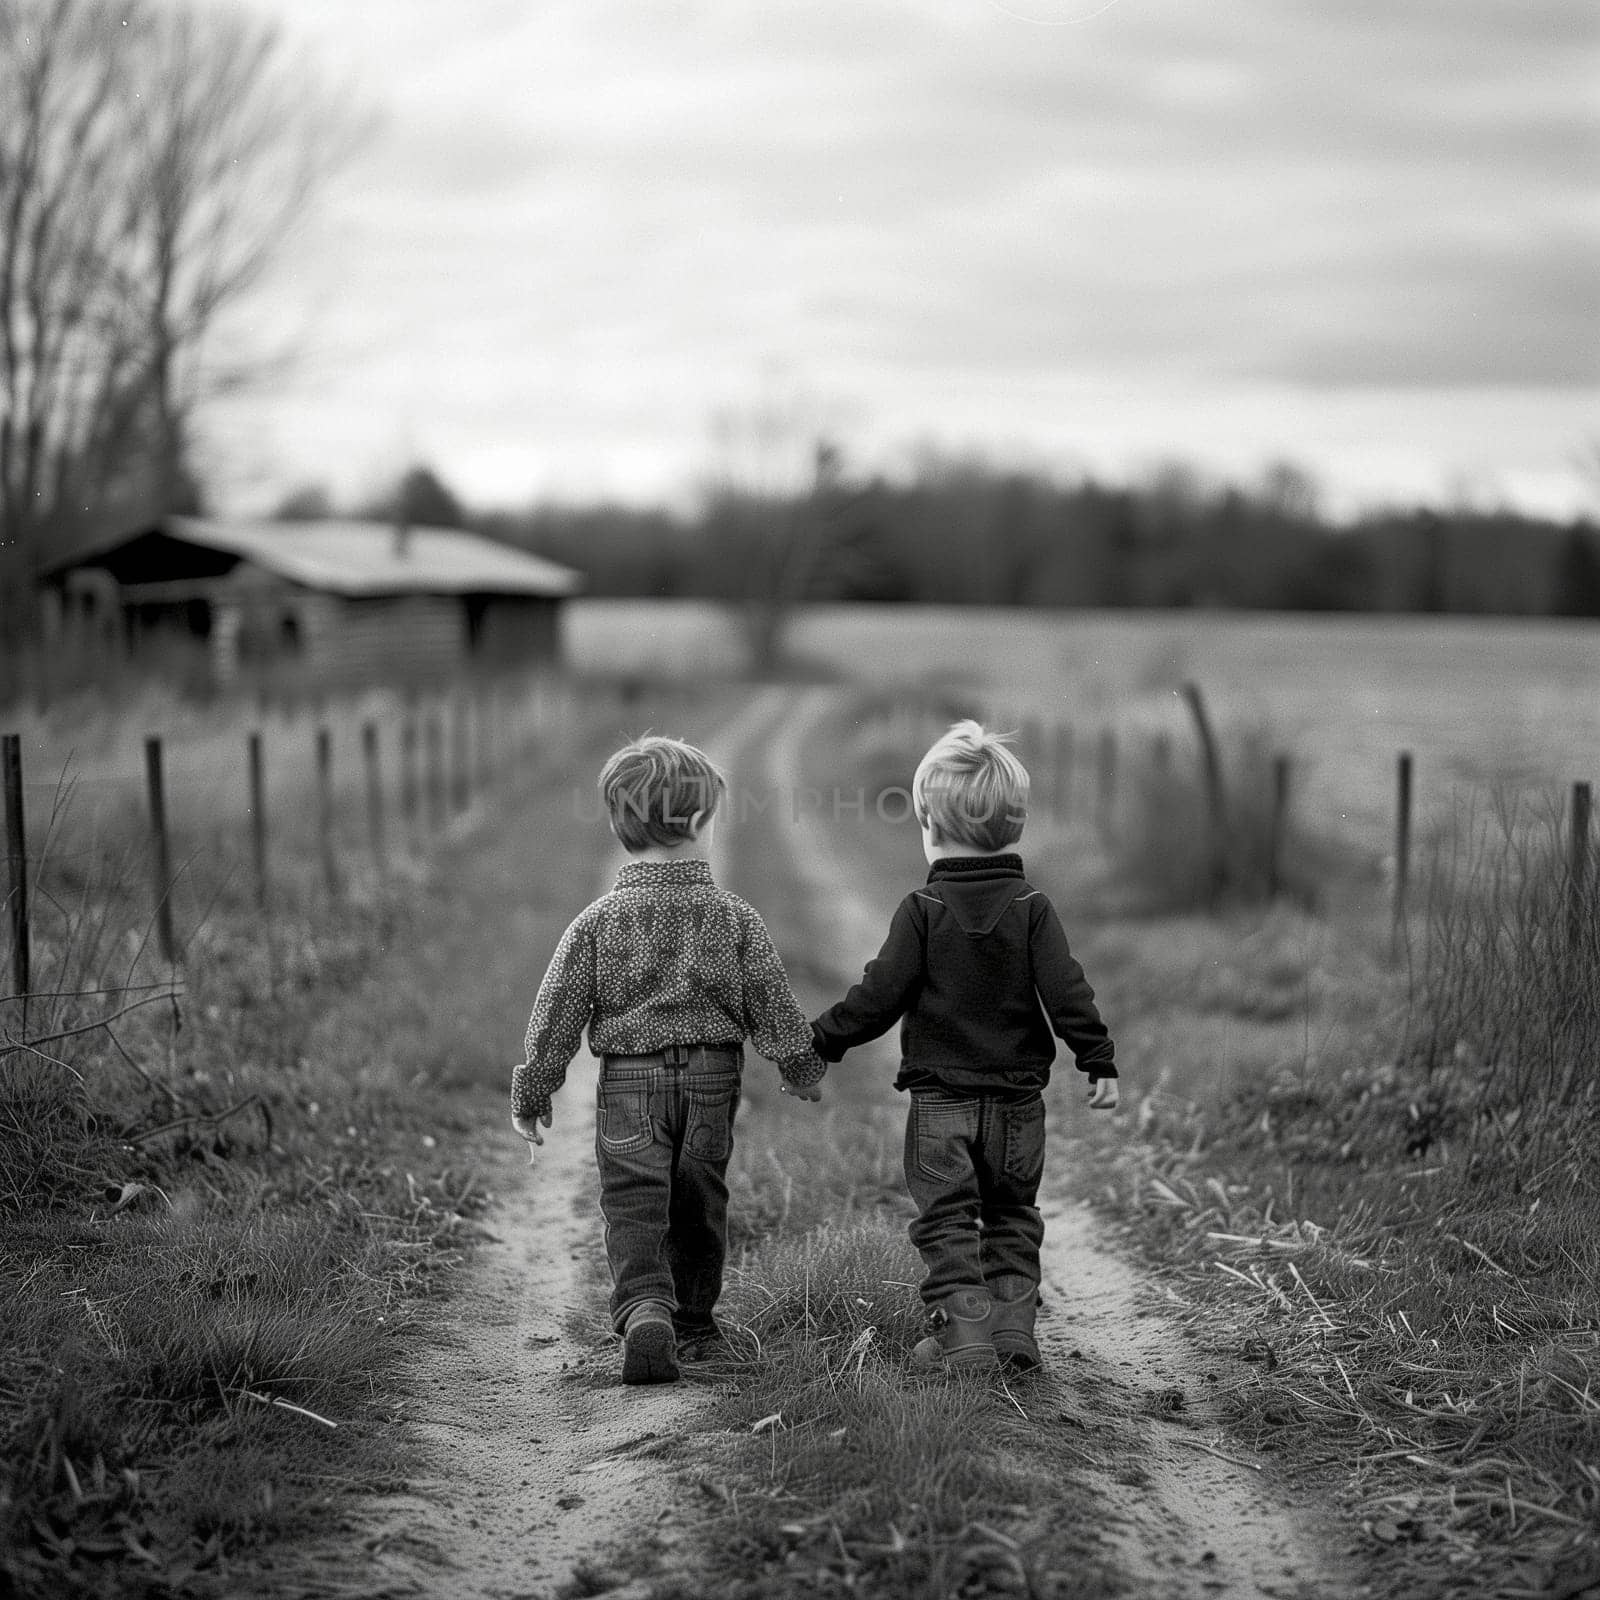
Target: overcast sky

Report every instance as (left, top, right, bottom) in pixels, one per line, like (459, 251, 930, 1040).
(207, 0, 1599, 520)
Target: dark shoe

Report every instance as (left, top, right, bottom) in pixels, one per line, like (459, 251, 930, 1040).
(911, 1288, 998, 1372)
(987, 1288, 1042, 1372)
(621, 1302, 679, 1384)
(675, 1319, 726, 1364)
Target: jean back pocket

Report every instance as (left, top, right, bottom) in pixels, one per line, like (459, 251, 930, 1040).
(685, 1080, 739, 1163)
(597, 1084, 654, 1155)
(911, 1095, 979, 1184)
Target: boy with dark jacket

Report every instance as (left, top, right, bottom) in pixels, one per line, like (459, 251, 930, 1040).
(812, 721, 1118, 1372)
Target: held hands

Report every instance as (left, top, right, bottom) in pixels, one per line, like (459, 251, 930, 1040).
(1087, 1077, 1120, 1112)
(780, 1080, 823, 1102)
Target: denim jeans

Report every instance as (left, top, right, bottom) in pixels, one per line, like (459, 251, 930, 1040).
(903, 1087, 1046, 1306)
(595, 1045, 742, 1334)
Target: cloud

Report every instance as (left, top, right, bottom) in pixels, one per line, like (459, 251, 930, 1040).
(215, 0, 1598, 513)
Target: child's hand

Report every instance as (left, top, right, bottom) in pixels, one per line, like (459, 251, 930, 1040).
(512, 1109, 552, 1161)
(1087, 1078, 1120, 1112)
(780, 1080, 823, 1102)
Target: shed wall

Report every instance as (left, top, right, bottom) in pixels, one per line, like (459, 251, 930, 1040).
(465, 595, 561, 667)
(326, 594, 467, 685)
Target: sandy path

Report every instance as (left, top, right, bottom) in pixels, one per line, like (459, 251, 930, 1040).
(348, 1062, 689, 1600)
(765, 686, 1356, 1600)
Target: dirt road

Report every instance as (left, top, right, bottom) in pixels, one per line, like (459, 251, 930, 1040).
(331, 686, 1354, 1600)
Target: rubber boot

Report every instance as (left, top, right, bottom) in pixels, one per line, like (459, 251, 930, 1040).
(986, 1285, 1042, 1372)
(911, 1287, 998, 1372)
(621, 1301, 679, 1385)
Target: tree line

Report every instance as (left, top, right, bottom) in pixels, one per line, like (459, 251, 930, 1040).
(353, 452, 1600, 626)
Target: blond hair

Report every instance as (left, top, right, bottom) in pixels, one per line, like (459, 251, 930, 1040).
(912, 720, 1028, 852)
(597, 735, 726, 851)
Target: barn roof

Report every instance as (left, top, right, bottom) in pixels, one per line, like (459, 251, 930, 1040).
(44, 516, 584, 598)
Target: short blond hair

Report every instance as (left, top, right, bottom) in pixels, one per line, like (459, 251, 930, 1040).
(913, 720, 1028, 852)
(598, 735, 726, 852)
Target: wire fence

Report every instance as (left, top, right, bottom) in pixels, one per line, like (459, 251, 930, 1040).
(0, 671, 681, 1056)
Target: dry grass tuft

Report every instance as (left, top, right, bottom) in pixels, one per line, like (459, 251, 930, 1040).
(666, 1106, 1122, 1600)
(1068, 792, 1600, 1599)
(1108, 722, 1362, 912)
(1405, 793, 1600, 1158)
(0, 680, 614, 1600)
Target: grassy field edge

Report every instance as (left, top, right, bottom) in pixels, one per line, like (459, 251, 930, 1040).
(0, 695, 636, 1600)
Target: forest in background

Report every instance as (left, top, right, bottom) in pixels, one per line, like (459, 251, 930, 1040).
(320, 451, 1600, 622)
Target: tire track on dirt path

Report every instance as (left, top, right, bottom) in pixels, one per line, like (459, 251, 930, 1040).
(337, 690, 787, 1600)
(761, 685, 1357, 1600)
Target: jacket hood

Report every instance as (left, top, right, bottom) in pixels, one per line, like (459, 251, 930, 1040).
(925, 856, 1029, 937)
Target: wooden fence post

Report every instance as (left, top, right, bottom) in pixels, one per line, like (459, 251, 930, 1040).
(517, 680, 534, 773)
(3, 734, 30, 1010)
(1096, 727, 1117, 838)
(1052, 725, 1072, 819)
(1180, 681, 1229, 901)
(316, 726, 340, 899)
(1570, 780, 1592, 953)
(248, 732, 269, 912)
(425, 708, 445, 832)
(400, 709, 419, 842)
(1267, 754, 1291, 899)
(1393, 751, 1413, 955)
(451, 696, 470, 814)
(475, 688, 493, 796)
(363, 721, 386, 883)
(144, 737, 178, 967)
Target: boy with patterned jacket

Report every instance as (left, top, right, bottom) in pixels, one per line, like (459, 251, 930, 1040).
(511, 735, 825, 1385)
(812, 721, 1118, 1374)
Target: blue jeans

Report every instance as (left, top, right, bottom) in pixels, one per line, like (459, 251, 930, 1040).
(904, 1088, 1046, 1306)
(595, 1045, 742, 1334)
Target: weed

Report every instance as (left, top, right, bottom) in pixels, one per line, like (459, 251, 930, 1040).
(670, 1092, 1122, 1600)
(1405, 792, 1600, 1161)
(1058, 792, 1600, 1599)
(1108, 721, 1357, 912)
(0, 677, 614, 1599)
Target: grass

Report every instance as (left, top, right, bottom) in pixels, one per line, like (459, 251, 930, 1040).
(657, 1091, 1122, 1600)
(1049, 809, 1600, 1600)
(0, 672, 641, 1600)
(567, 601, 1600, 864)
(1106, 718, 1366, 913)
(0, 898, 483, 1598)
(788, 687, 1600, 1598)
(1404, 793, 1599, 1134)
(12, 647, 1591, 1597)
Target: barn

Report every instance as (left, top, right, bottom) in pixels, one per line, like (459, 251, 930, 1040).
(38, 516, 584, 693)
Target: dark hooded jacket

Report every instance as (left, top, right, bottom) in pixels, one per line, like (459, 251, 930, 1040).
(811, 854, 1115, 1097)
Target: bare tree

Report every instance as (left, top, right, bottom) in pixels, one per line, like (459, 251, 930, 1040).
(0, 0, 358, 644)
(701, 388, 854, 673)
(122, 4, 349, 511)
(1259, 458, 1320, 522)
(0, 0, 133, 638)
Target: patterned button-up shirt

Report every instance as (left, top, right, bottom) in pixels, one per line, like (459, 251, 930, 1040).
(511, 858, 826, 1121)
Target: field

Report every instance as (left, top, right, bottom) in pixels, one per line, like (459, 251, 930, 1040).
(3, 602, 1598, 1600)
(566, 600, 1600, 858)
